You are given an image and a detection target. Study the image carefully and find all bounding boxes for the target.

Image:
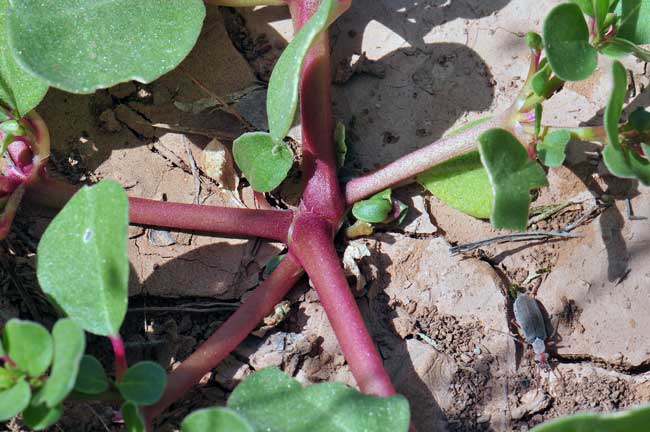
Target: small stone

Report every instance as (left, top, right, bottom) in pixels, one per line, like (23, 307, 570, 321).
(147, 229, 176, 247)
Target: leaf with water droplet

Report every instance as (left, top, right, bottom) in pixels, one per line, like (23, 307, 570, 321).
(37, 180, 129, 336)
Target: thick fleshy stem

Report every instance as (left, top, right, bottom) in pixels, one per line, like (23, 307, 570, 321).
(344, 114, 504, 204)
(26, 175, 293, 242)
(143, 253, 304, 422)
(288, 0, 346, 223)
(109, 334, 128, 381)
(289, 214, 396, 397)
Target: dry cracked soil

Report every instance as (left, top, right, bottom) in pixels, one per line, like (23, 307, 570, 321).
(2, 1, 650, 431)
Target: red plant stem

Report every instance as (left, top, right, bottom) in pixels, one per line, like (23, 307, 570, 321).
(26, 175, 292, 242)
(288, 0, 345, 223)
(289, 214, 396, 397)
(344, 115, 503, 204)
(109, 334, 128, 381)
(128, 198, 292, 242)
(144, 253, 304, 421)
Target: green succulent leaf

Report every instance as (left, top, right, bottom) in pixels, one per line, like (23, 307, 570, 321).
(117, 361, 167, 405)
(267, 0, 351, 141)
(417, 117, 494, 219)
(615, 0, 650, 45)
(0, 368, 14, 390)
(537, 129, 571, 167)
(0, 0, 48, 117)
(534, 104, 543, 139)
(478, 128, 549, 231)
(531, 403, 650, 432)
(418, 150, 492, 219)
(594, 0, 611, 31)
(233, 132, 294, 192)
(34, 319, 85, 407)
(37, 180, 129, 336)
(599, 36, 650, 61)
(531, 62, 552, 96)
(629, 107, 650, 132)
(228, 368, 410, 432)
(122, 402, 146, 432)
(543, 3, 598, 81)
(351, 189, 393, 223)
(0, 379, 31, 421)
(569, 0, 595, 15)
(600, 60, 650, 185)
(182, 407, 254, 432)
(74, 355, 109, 395)
(605, 61, 627, 150)
(526, 31, 543, 51)
(603, 144, 635, 177)
(22, 402, 63, 431)
(7, 0, 205, 94)
(0, 120, 24, 135)
(3, 319, 52, 377)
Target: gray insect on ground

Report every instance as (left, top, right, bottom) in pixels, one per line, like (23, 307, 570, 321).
(513, 292, 552, 372)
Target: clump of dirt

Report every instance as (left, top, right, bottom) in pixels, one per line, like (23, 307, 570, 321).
(447, 354, 494, 432)
(520, 372, 636, 429)
(416, 306, 485, 363)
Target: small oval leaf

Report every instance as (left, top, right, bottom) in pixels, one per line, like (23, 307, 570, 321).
(22, 402, 63, 431)
(37, 180, 129, 336)
(478, 128, 548, 231)
(351, 189, 394, 223)
(537, 129, 571, 167)
(74, 355, 109, 395)
(7, 0, 206, 94)
(3, 319, 52, 377)
(36, 319, 85, 407)
(543, 3, 597, 81)
(122, 402, 146, 432)
(117, 361, 167, 405)
(0, 379, 30, 421)
(182, 407, 254, 432)
(233, 132, 294, 192)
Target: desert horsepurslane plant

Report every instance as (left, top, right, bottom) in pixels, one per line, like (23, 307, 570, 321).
(1, 0, 650, 430)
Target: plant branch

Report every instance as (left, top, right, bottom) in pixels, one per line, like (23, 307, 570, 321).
(143, 253, 304, 422)
(345, 114, 505, 204)
(289, 214, 396, 397)
(288, 0, 345, 223)
(26, 175, 293, 242)
(109, 334, 128, 381)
